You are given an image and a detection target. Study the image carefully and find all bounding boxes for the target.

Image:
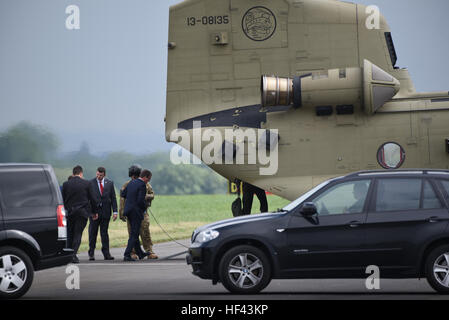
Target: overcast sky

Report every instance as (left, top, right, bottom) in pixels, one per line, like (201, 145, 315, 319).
(0, 0, 448, 154)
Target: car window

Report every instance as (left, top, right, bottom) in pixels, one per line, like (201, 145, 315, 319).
(422, 180, 442, 209)
(311, 180, 371, 216)
(375, 179, 421, 212)
(283, 179, 336, 211)
(439, 180, 449, 202)
(0, 170, 53, 208)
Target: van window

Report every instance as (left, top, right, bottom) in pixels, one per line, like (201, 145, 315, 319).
(0, 170, 53, 208)
(375, 179, 421, 212)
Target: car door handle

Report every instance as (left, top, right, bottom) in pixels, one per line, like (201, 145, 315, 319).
(348, 221, 363, 228)
(428, 216, 441, 223)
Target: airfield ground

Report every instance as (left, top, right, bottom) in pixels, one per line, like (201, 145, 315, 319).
(25, 239, 448, 300)
(24, 194, 449, 300)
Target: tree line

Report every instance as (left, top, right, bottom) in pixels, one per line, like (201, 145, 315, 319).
(0, 122, 227, 195)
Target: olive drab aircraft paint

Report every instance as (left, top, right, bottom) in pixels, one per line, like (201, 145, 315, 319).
(165, 0, 449, 201)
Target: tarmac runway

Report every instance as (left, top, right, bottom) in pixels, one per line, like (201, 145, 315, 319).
(22, 240, 449, 300)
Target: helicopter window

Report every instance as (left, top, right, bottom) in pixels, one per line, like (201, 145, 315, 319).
(377, 142, 406, 169)
(311, 180, 371, 216)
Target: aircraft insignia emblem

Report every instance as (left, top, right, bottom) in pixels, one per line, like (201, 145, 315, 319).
(242, 6, 276, 42)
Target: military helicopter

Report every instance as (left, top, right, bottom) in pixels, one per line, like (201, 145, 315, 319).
(165, 0, 449, 201)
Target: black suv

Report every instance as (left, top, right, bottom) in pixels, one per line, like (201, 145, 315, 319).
(0, 164, 73, 299)
(187, 170, 449, 294)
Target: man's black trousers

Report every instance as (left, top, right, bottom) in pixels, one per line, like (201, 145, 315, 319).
(242, 183, 268, 215)
(67, 215, 88, 255)
(88, 216, 111, 258)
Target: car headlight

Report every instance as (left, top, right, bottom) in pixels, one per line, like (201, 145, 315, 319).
(195, 229, 220, 244)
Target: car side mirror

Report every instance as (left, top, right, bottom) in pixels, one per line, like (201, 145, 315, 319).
(300, 202, 317, 217)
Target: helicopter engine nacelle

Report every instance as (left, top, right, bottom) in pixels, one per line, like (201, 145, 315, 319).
(261, 60, 400, 115)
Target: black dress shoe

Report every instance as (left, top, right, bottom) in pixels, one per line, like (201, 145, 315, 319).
(89, 256, 95, 261)
(123, 256, 137, 262)
(104, 256, 115, 261)
(72, 256, 80, 264)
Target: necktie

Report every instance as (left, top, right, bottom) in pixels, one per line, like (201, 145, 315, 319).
(100, 180, 104, 195)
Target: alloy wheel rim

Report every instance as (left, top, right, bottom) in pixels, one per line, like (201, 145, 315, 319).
(0, 254, 28, 294)
(433, 253, 449, 288)
(228, 253, 263, 289)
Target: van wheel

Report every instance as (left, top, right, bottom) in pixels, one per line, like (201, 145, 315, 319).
(219, 245, 271, 294)
(425, 245, 449, 294)
(0, 246, 34, 300)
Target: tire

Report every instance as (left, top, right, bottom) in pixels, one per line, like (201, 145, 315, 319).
(425, 244, 449, 294)
(219, 245, 271, 294)
(0, 246, 34, 300)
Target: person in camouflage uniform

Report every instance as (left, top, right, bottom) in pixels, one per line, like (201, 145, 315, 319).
(119, 165, 158, 259)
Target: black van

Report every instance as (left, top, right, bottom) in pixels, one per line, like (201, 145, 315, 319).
(0, 164, 73, 299)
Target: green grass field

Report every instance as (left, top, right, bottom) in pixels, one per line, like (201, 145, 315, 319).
(79, 194, 290, 252)
(80, 195, 289, 251)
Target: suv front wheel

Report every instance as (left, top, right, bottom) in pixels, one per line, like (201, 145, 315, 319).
(0, 246, 34, 299)
(425, 245, 449, 294)
(219, 245, 271, 294)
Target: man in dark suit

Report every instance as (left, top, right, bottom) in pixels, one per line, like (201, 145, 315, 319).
(62, 165, 99, 263)
(88, 167, 118, 261)
(122, 169, 152, 261)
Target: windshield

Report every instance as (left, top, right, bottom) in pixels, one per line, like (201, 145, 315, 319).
(282, 178, 341, 211)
